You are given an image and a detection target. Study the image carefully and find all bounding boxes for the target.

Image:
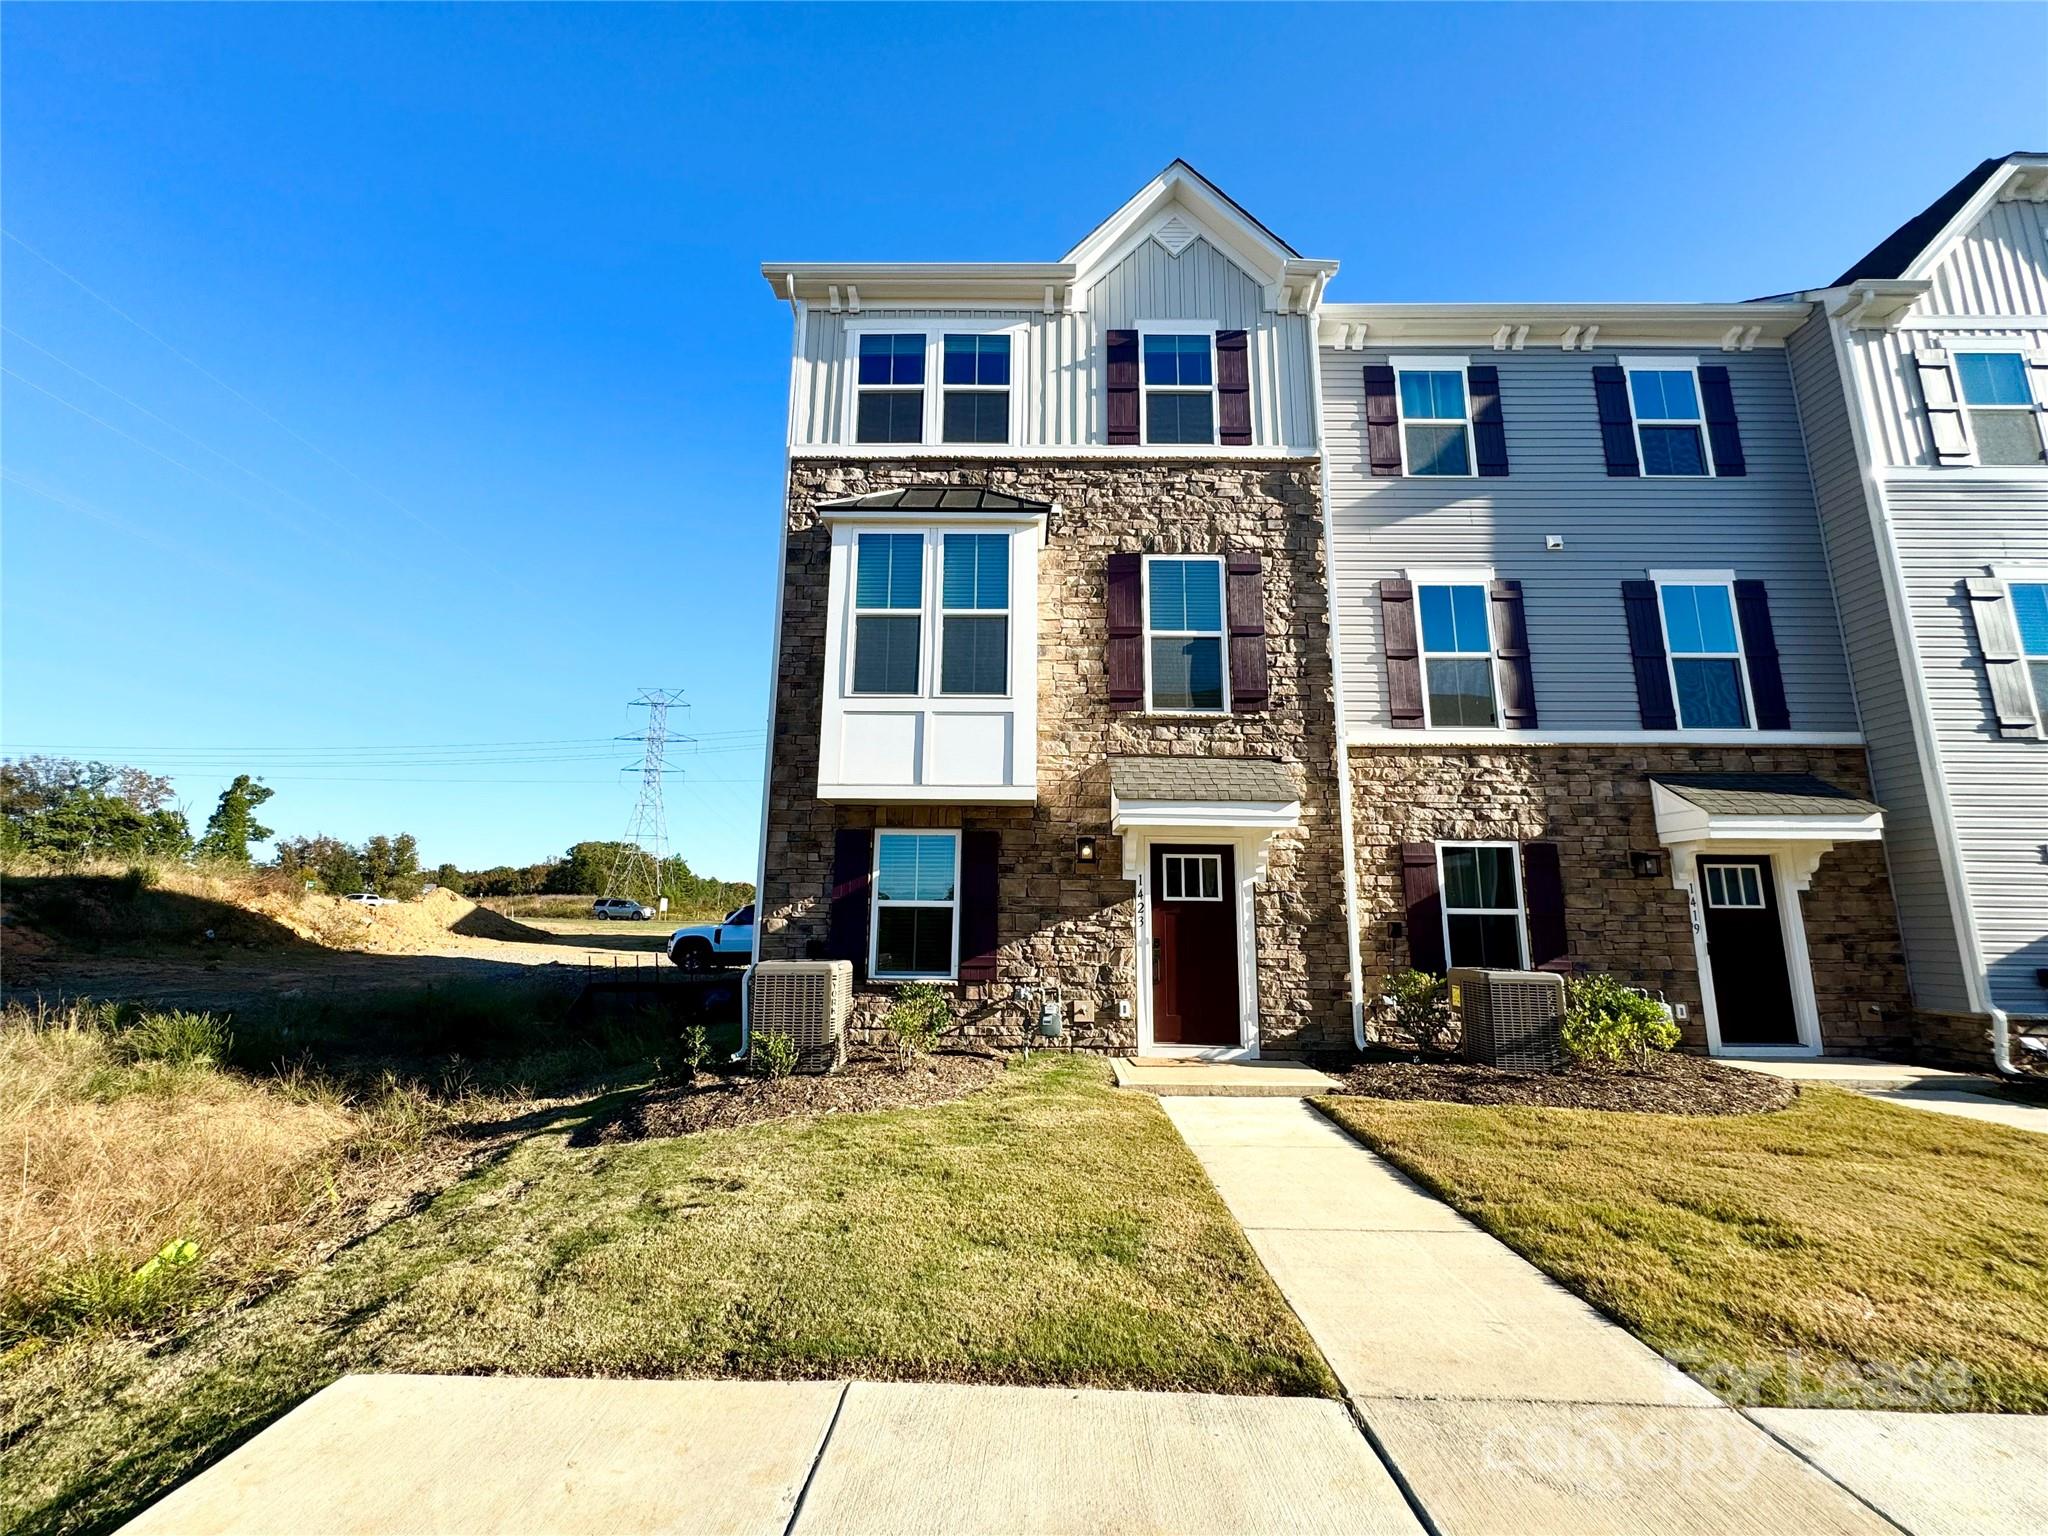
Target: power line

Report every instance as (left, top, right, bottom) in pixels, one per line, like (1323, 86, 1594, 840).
(4, 226, 442, 538)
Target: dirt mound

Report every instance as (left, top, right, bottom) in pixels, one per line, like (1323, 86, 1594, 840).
(244, 886, 555, 954)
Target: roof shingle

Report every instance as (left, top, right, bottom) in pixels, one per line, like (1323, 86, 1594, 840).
(1650, 774, 1881, 819)
(1110, 756, 1299, 804)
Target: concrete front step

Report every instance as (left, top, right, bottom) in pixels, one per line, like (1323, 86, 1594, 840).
(1111, 1056, 1340, 1096)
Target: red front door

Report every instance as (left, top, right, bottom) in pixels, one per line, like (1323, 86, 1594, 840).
(1150, 844, 1240, 1047)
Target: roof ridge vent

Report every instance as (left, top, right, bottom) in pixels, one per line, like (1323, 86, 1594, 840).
(1153, 213, 1199, 258)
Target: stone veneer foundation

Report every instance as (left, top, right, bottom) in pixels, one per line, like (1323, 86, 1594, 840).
(1349, 744, 1916, 1055)
(759, 457, 1352, 1055)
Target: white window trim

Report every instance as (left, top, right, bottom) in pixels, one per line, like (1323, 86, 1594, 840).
(1390, 355, 1476, 479)
(1408, 566, 1501, 730)
(843, 321, 1025, 448)
(937, 532, 1011, 699)
(1650, 569, 1757, 734)
(1435, 840, 1529, 971)
(1621, 356, 1715, 479)
(1994, 565, 2048, 728)
(848, 531, 929, 699)
(1141, 553, 1232, 715)
(868, 827, 962, 982)
(1950, 346, 2047, 469)
(1137, 319, 1220, 449)
(1159, 852, 1225, 902)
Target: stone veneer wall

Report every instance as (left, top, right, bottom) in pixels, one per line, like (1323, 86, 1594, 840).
(1348, 745, 1916, 1055)
(760, 457, 1351, 1055)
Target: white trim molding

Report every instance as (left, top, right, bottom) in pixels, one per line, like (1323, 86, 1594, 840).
(1347, 728, 1865, 749)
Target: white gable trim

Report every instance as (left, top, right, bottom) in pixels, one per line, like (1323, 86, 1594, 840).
(1904, 156, 2048, 284)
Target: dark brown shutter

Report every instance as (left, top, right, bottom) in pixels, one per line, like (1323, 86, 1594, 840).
(1521, 843, 1568, 970)
(1216, 330, 1252, 446)
(1380, 579, 1424, 728)
(1107, 553, 1143, 711)
(1468, 365, 1510, 477)
(1401, 843, 1446, 975)
(828, 828, 873, 979)
(1490, 579, 1538, 729)
(1106, 330, 1140, 446)
(1965, 577, 2043, 738)
(1732, 580, 1790, 730)
(957, 830, 1001, 984)
(1363, 364, 1402, 476)
(1621, 580, 1676, 730)
(1593, 366, 1640, 477)
(1226, 550, 1269, 712)
(1698, 365, 1746, 477)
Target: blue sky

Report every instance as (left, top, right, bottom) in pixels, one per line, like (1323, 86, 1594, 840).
(5, 3, 2043, 881)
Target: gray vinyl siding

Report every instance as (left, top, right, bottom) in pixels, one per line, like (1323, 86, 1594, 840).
(1883, 475, 2048, 1015)
(1787, 314, 1974, 1009)
(1323, 343, 1860, 735)
(791, 237, 1316, 451)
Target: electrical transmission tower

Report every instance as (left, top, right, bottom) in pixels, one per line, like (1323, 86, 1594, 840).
(604, 688, 691, 905)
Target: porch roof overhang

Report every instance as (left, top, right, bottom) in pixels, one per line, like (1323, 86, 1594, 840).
(1109, 757, 1301, 878)
(1649, 774, 1885, 848)
(815, 486, 1053, 543)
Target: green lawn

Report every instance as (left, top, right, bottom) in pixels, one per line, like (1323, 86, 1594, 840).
(6, 1055, 1332, 1536)
(1320, 1086, 2048, 1413)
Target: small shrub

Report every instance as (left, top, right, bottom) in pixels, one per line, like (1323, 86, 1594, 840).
(750, 1029, 798, 1080)
(883, 982, 951, 1069)
(120, 862, 161, 896)
(1374, 969, 1459, 1057)
(110, 1010, 231, 1068)
(1563, 973, 1680, 1068)
(679, 1024, 710, 1080)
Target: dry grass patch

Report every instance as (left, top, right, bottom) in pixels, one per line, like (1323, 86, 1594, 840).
(1320, 1086, 2048, 1412)
(7, 1054, 1334, 1536)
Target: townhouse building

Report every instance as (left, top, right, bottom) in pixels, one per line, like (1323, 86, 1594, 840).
(1784, 152, 2048, 1066)
(754, 157, 2042, 1069)
(757, 164, 1356, 1057)
(1320, 305, 1912, 1057)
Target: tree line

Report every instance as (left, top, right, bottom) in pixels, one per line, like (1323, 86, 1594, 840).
(1, 756, 751, 907)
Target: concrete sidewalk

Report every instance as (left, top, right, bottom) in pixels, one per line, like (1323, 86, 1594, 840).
(1161, 1096, 1904, 1535)
(1719, 1056, 2048, 1136)
(121, 1373, 1423, 1536)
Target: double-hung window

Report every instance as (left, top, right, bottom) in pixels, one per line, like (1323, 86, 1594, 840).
(1397, 367, 1472, 476)
(856, 335, 927, 444)
(940, 533, 1009, 695)
(1142, 332, 1216, 445)
(1956, 352, 2045, 466)
(1144, 556, 1227, 712)
(871, 830, 959, 979)
(2012, 580, 2048, 721)
(943, 335, 1011, 444)
(1438, 843, 1527, 969)
(1656, 578, 1751, 729)
(1627, 367, 1710, 477)
(1416, 581, 1497, 726)
(851, 532, 925, 694)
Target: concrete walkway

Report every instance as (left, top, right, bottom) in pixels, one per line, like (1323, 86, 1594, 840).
(1161, 1096, 1907, 1534)
(121, 1373, 1423, 1536)
(1719, 1056, 2048, 1136)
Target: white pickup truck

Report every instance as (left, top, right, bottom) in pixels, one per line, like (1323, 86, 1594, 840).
(667, 904, 754, 970)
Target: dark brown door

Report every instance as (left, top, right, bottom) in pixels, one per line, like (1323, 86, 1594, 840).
(1151, 844, 1240, 1047)
(1698, 856, 1799, 1047)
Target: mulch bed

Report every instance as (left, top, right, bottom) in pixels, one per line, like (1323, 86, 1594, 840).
(1334, 1050, 1797, 1116)
(572, 1050, 1005, 1144)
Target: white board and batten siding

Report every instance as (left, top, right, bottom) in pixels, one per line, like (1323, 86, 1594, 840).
(791, 238, 1318, 452)
(1322, 343, 1859, 736)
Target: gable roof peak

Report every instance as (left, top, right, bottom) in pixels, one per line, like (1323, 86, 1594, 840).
(1832, 151, 2048, 286)
(1061, 160, 1333, 293)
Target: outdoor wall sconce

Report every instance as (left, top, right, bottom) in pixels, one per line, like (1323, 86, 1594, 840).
(1629, 850, 1665, 878)
(1075, 835, 1098, 866)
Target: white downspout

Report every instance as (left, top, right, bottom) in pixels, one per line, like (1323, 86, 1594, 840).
(1304, 298, 1367, 1049)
